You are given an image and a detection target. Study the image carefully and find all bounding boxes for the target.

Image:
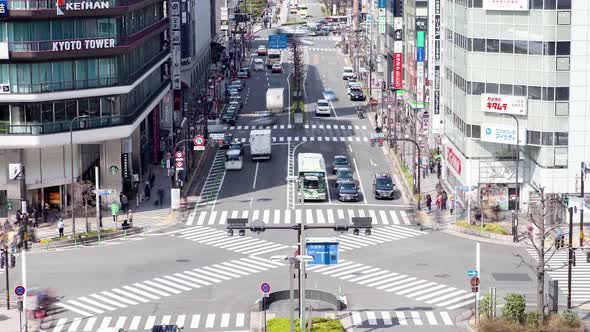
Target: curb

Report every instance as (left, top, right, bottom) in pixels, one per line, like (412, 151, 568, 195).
(33, 227, 143, 250)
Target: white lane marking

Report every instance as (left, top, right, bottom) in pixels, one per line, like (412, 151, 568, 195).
(219, 210, 228, 225)
(89, 293, 127, 308)
(295, 209, 301, 224)
(396, 311, 407, 325)
(236, 313, 245, 327)
(161, 315, 171, 325)
(353, 158, 368, 205)
(196, 212, 207, 225)
(316, 209, 326, 223)
(366, 311, 378, 325)
(205, 314, 216, 328)
(115, 316, 127, 328)
(190, 314, 201, 328)
(326, 209, 334, 223)
(328, 100, 338, 117)
(220, 313, 231, 328)
(253, 162, 260, 189)
(252, 210, 260, 221)
(379, 210, 389, 225)
(53, 318, 68, 332)
(273, 209, 281, 224)
(176, 314, 186, 328)
(99, 317, 112, 330)
(411, 311, 423, 325)
(285, 209, 291, 224)
(263, 209, 270, 223)
(441, 311, 454, 325)
(351, 312, 362, 326)
(207, 211, 217, 225)
(381, 311, 392, 325)
(82, 317, 97, 331)
(68, 318, 82, 332)
(425, 311, 438, 325)
(401, 210, 411, 225)
(144, 316, 156, 329)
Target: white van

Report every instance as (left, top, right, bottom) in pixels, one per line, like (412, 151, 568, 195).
(225, 149, 243, 170)
(254, 58, 265, 71)
(342, 67, 356, 80)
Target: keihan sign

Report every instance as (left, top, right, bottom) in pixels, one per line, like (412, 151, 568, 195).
(56, 0, 110, 15)
(52, 38, 116, 51)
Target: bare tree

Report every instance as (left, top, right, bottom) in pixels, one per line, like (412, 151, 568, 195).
(73, 180, 96, 233)
(289, 37, 304, 113)
(514, 185, 566, 324)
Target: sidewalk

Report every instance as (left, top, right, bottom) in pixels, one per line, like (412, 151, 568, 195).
(23, 164, 173, 245)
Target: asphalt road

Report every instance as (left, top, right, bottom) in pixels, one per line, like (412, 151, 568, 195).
(6, 7, 543, 332)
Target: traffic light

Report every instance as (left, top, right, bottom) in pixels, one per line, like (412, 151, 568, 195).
(10, 254, 16, 268)
(556, 234, 565, 249)
(0, 252, 5, 269)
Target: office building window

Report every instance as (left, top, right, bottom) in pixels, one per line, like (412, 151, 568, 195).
(544, 0, 557, 9)
(557, 0, 571, 9)
(542, 132, 554, 145)
(500, 40, 514, 53)
(514, 40, 528, 54)
(556, 87, 569, 101)
(527, 131, 541, 145)
(486, 39, 499, 52)
(556, 42, 570, 55)
(555, 132, 568, 146)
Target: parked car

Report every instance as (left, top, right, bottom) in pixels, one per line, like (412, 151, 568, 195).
(229, 141, 244, 155)
(331, 155, 351, 174)
(237, 69, 249, 79)
(240, 67, 251, 77)
(221, 112, 237, 125)
(271, 63, 282, 73)
(254, 58, 265, 71)
(373, 173, 395, 199)
(229, 83, 243, 92)
(231, 79, 245, 89)
(335, 168, 354, 187)
(257, 45, 267, 56)
(338, 181, 360, 202)
(229, 95, 243, 107)
(229, 101, 241, 111)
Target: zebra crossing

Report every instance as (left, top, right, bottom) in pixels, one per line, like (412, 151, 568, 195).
(232, 135, 375, 143)
(54, 256, 282, 317)
(304, 36, 341, 41)
(174, 224, 424, 253)
(52, 312, 249, 331)
(186, 208, 413, 226)
(307, 259, 476, 310)
(527, 248, 590, 303)
(346, 310, 454, 327)
(305, 47, 339, 52)
(175, 226, 290, 255)
(229, 124, 369, 131)
(195, 150, 226, 208)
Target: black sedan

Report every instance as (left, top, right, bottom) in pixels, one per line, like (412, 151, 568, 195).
(338, 181, 360, 202)
(349, 88, 366, 101)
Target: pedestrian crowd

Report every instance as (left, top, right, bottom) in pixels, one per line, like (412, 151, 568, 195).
(0, 206, 40, 253)
(422, 148, 455, 215)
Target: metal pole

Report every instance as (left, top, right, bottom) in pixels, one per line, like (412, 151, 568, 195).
(475, 242, 480, 325)
(95, 166, 101, 238)
(567, 207, 573, 309)
(3, 249, 9, 310)
(513, 115, 520, 234)
(580, 164, 584, 247)
(22, 247, 27, 332)
(289, 257, 295, 332)
(417, 143, 421, 210)
(69, 115, 87, 238)
(299, 178, 306, 332)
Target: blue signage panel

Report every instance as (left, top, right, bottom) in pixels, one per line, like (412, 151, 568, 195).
(306, 241, 339, 265)
(417, 47, 425, 62)
(467, 270, 478, 277)
(0, 0, 8, 17)
(378, 0, 386, 8)
(268, 34, 287, 49)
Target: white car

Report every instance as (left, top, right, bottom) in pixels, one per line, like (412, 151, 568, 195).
(342, 67, 356, 80)
(315, 99, 331, 116)
(257, 45, 267, 56)
(254, 58, 265, 71)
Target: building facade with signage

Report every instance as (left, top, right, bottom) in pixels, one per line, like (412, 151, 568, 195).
(0, 0, 172, 218)
(441, 0, 589, 212)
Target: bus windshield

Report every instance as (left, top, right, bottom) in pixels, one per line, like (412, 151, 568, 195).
(267, 51, 281, 59)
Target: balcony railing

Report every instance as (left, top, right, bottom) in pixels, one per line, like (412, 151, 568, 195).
(8, 18, 168, 52)
(0, 81, 169, 135)
(8, 0, 146, 10)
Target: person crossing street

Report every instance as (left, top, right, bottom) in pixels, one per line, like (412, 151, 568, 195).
(111, 201, 120, 222)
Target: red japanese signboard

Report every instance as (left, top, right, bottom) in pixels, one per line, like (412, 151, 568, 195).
(481, 94, 527, 115)
(447, 147, 462, 175)
(393, 53, 403, 89)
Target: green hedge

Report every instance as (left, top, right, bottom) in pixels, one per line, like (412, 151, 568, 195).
(454, 221, 509, 235)
(267, 317, 344, 332)
(239, 0, 268, 18)
(40, 228, 119, 243)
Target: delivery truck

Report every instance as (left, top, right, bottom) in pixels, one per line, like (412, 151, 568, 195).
(249, 129, 272, 160)
(266, 88, 284, 113)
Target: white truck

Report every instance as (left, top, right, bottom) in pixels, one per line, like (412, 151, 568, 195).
(266, 88, 284, 113)
(249, 129, 272, 160)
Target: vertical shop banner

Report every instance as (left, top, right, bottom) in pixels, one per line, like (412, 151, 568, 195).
(430, 0, 442, 133)
(160, 90, 173, 129)
(152, 105, 160, 163)
(416, 62, 424, 108)
(170, 0, 182, 90)
(393, 53, 403, 89)
(121, 153, 130, 179)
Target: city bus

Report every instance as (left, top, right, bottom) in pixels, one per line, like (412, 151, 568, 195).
(267, 49, 281, 68)
(297, 5, 308, 18)
(297, 153, 327, 201)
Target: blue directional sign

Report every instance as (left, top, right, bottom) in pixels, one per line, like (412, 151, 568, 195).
(417, 47, 425, 62)
(268, 34, 287, 49)
(14, 285, 25, 296)
(378, 0, 386, 8)
(467, 270, 478, 277)
(306, 238, 339, 265)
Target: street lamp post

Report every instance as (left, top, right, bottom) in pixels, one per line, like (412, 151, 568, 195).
(390, 137, 421, 210)
(499, 114, 520, 242)
(70, 114, 89, 238)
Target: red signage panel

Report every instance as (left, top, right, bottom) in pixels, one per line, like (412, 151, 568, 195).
(393, 53, 403, 89)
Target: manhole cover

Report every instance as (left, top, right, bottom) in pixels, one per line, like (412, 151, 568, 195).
(492, 273, 531, 282)
(257, 198, 271, 202)
(434, 274, 450, 278)
(176, 259, 190, 263)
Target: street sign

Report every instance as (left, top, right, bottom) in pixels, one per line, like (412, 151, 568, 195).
(174, 151, 184, 160)
(14, 285, 25, 296)
(370, 133, 385, 140)
(306, 238, 339, 265)
(467, 269, 478, 277)
(470, 276, 480, 287)
(175, 160, 184, 170)
(93, 189, 114, 196)
(210, 133, 225, 140)
(194, 135, 205, 151)
(268, 34, 287, 49)
(472, 286, 479, 293)
(260, 282, 271, 293)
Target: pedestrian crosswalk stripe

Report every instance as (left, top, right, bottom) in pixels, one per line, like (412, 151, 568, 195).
(252, 209, 260, 221)
(397, 281, 437, 295)
(221, 313, 231, 328)
(425, 290, 465, 304)
(367, 311, 377, 325)
(208, 211, 218, 225)
(133, 282, 170, 296)
(401, 210, 411, 224)
(441, 311, 454, 325)
(161, 315, 171, 325)
(68, 318, 82, 331)
(236, 313, 245, 327)
(411, 311, 423, 325)
(377, 276, 414, 290)
(219, 211, 228, 225)
(89, 293, 127, 308)
(327, 209, 334, 223)
(415, 287, 457, 301)
(99, 317, 112, 329)
(196, 212, 206, 225)
(164, 275, 202, 289)
(396, 311, 408, 325)
(352, 312, 362, 325)
(316, 209, 325, 223)
(358, 210, 366, 217)
(55, 302, 93, 317)
(175, 314, 185, 328)
(145, 316, 156, 329)
(274, 209, 281, 224)
(241, 210, 249, 218)
(263, 209, 270, 223)
(123, 285, 160, 300)
(68, 299, 104, 314)
(206, 313, 216, 328)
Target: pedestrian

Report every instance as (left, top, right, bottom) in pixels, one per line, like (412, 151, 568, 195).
(422, 164, 427, 179)
(157, 189, 165, 206)
(144, 183, 151, 201)
(127, 209, 134, 227)
(111, 202, 120, 222)
(437, 161, 442, 179)
(43, 202, 49, 223)
(149, 173, 156, 188)
(57, 218, 64, 237)
(449, 194, 455, 215)
(425, 194, 432, 212)
(374, 113, 378, 125)
(435, 182, 442, 193)
(15, 210, 22, 226)
(121, 194, 128, 213)
(32, 208, 38, 228)
(441, 190, 448, 210)
(436, 193, 443, 210)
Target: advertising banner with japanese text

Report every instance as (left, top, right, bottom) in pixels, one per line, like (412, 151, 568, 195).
(481, 94, 527, 115)
(482, 125, 526, 146)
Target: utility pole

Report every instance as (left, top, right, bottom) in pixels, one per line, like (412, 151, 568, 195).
(580, 162, 586, 247)
(567, 206, 573, 309)
(95, 166, 101, 238)
(299, 178, 307, 332)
